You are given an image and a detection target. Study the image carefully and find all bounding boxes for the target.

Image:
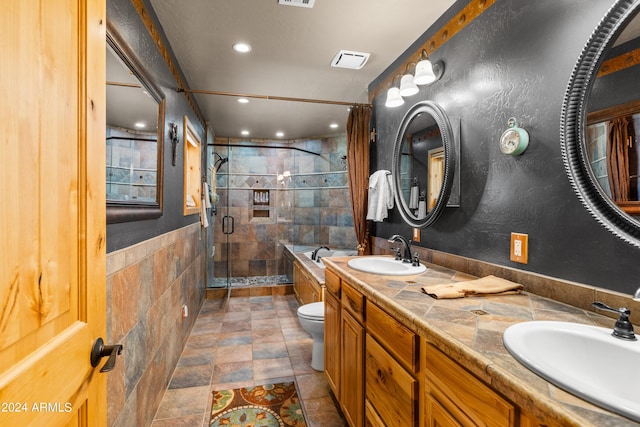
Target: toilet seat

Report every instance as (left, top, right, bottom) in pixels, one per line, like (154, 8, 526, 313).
(297, 301, 324, 321)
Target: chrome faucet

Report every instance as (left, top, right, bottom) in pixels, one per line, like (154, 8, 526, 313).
(592, 302, 637, 341)
(311, 246, 330, 261)
(388, 234, 412, 263)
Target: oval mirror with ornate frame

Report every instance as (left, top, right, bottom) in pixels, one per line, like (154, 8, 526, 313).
(392, 100, 459, 228)
(106, 27, 165, 223)
(561, 0, 640, 248)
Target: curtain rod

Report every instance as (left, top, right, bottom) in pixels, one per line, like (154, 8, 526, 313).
(177, 88, 372, 108)
(209, 142, 321, 156)
(107, 81, 141, 88)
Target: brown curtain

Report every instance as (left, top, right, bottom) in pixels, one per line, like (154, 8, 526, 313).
(346, 105, 372, 255)
(607, 117, 631, 202)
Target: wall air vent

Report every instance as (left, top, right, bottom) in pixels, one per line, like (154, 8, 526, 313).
(330, 50, 370, 70)
(277, 0, 315, 8)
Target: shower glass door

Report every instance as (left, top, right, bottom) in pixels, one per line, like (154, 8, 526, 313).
(207, 141, 294, 290)
(206, 136, 356, 292)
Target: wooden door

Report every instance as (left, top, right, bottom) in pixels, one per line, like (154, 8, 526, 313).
(0, 0, 107, 426)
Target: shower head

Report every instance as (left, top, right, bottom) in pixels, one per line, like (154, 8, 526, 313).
(214, 155, 228, 172)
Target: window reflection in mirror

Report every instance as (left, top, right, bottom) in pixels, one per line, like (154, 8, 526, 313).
(106, 31, 164, 223)
(586, 11, 640, 216)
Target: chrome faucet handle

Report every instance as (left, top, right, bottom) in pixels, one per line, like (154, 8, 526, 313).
(592, 302, 637, 341)
(412, 252, 420, 267)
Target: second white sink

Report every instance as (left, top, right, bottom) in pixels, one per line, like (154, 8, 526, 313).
(347, 256, 426, 276)
(503, 320, 640, 422)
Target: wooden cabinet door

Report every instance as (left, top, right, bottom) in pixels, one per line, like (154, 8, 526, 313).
(293, 261, 319, 305)
(341, 310, 364, 427)
(425, 343, 515, 427)
(293, 262, 305, 303)
(324, 291, 341, 398)
(0, 1, 107, 426)
(365, 335, 418, 427)
(428, 398, 464, 427)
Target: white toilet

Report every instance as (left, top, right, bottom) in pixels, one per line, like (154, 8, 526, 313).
(297, 302, 325, 371)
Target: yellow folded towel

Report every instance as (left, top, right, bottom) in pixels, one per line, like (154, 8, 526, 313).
(421, 275, 524, 299)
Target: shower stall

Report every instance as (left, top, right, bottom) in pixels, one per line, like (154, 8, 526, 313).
(206, 136, 356, 291)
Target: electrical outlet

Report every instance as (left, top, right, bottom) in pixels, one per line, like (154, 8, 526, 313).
(412, 228, 420, 242)
(510, 233, 528, 264)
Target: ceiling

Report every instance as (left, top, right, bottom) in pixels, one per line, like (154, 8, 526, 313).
(145, 0, 458, 140)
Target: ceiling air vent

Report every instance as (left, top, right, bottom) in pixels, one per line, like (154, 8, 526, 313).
(331, 50, 370, 70)
(277, 0, 314, 8)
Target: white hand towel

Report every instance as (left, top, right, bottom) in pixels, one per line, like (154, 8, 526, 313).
(203, 182, 212, 208)
(417, 200, 426, 219)
(200, 203, 209, 228)
(409, 185, 419, 209)
(366, 170, 394, 222)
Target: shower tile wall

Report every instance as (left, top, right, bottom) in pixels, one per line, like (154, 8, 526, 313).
(213, 135, 356, 284)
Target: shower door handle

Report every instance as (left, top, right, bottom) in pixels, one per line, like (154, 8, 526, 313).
(222, 215, 234, 234)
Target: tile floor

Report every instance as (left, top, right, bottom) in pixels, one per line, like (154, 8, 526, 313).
(151, 294, 347, 426)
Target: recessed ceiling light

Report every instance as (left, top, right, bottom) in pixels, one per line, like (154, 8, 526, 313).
(135, 122, 145, 128)
(276, 131, 284, 138)
(329, 123, 339, 129)
(241, 130, 250, 136)
(233, 43, 252, 53)
(238, 98, 250, 104)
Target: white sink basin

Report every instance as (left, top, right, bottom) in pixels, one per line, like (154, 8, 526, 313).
(347, 256, 426, 276)
(503, 320, 640, 422)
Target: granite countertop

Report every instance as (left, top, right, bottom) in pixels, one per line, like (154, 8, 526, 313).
(321, 256, 639, 427)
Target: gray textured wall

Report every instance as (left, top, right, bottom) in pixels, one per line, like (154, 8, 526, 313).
(371, 0, 640, 294)
(106, 0, 205, 252)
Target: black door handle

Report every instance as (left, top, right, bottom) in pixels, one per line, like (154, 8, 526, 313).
(90, 337, 123, 373)
(222, 215, 234, 234)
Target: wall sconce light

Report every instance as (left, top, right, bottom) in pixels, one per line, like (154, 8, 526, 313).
(169, 122, 179, 166)
(385, 50, 445, 108)
(499, 117, 529, 155)
(385, 75, 405, 108)
(414, 49, 444, 86)
(399, 63, 419, 97)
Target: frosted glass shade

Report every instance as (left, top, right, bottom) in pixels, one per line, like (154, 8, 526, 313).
(399, 74, 419, 97)
(385, 87, 404, 108)
(414, 59, 437, 85)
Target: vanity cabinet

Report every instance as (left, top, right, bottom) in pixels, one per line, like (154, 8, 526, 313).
(293, 260, 321, 305)
(325, 263, 607, 427)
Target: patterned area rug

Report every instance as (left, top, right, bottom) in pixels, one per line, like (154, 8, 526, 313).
(210, 381, 307, 426)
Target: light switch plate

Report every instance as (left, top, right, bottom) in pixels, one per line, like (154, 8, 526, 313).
(412, 228, 421, 242)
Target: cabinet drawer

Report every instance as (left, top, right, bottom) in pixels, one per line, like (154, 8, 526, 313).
(366, 302, 418, 373)
(425, 343, 515, 426)
(342, 282, 364, 323)
(325, 268, 341, 296)
(366, 334, 418, 427)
